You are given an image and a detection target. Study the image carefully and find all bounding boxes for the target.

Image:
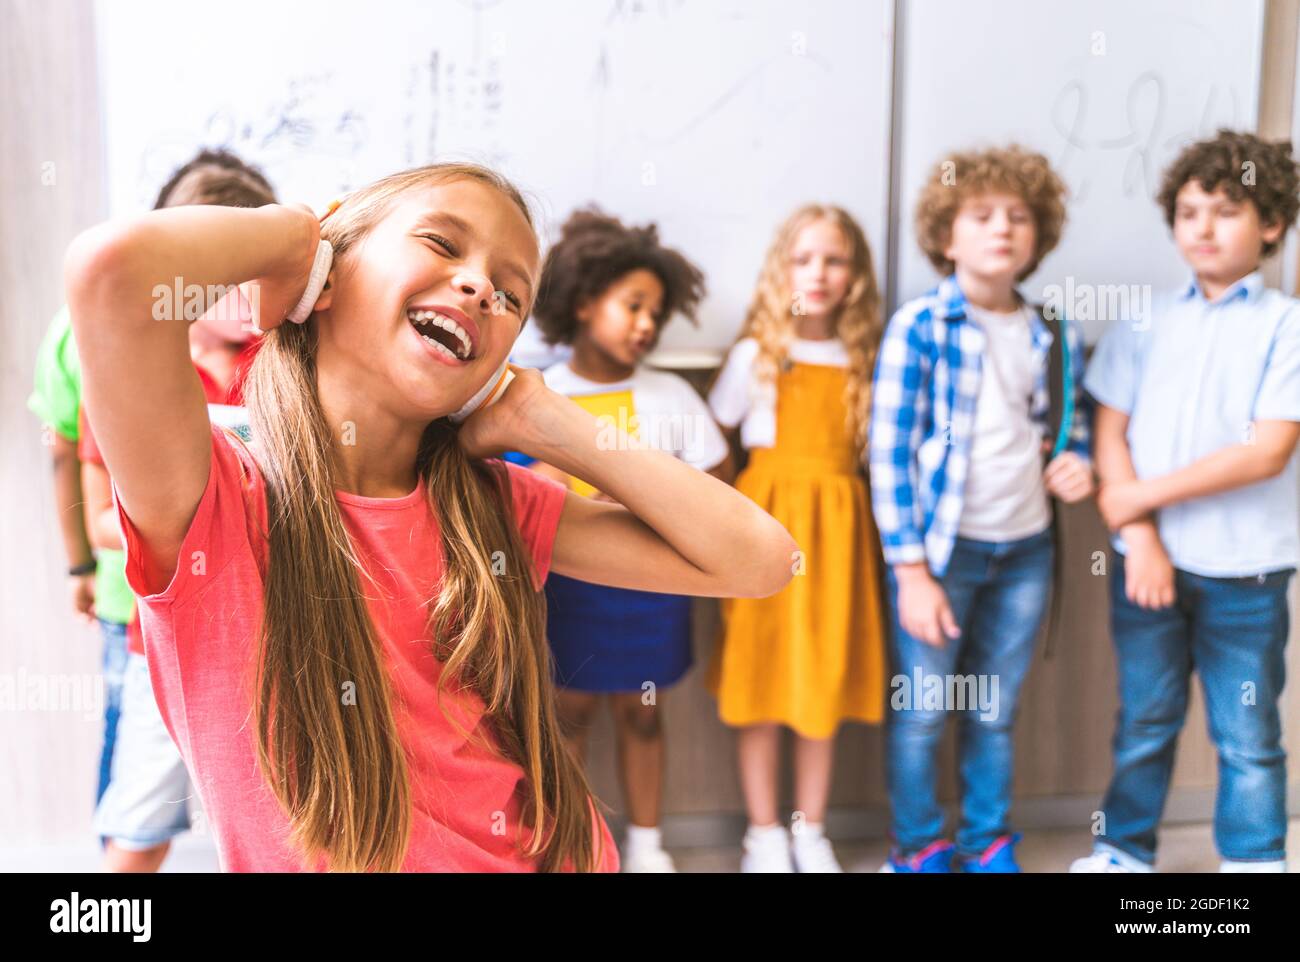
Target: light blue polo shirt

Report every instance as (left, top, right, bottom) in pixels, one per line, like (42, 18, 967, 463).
(1084, 271, 1300, 578)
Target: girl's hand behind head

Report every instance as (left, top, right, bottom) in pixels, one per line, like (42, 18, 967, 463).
(456, 365, 555, 460)
(239, 203, 321, 334)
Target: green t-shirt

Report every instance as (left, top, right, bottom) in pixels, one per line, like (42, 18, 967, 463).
(29, 307, 135, 626)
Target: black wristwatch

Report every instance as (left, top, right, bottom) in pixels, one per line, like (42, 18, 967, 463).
(68, 559, 97, 577)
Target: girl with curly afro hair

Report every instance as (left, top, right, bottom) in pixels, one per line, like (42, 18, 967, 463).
(525, 207, 732, 872)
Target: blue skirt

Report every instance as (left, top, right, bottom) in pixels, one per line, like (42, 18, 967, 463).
(544, 573, 693, 693)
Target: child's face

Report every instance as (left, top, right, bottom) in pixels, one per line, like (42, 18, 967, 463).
(575, 268, 665, 367)
(1172, 181, 1281, 286)
(788, 219, 853, 319)
(315, 178, 538, 419)
(944, 191, 1036, 283)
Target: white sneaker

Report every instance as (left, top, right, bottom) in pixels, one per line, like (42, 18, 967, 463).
(1069, 845, 1153, 873)
(1220, 859, 1285, 873)
(741, 825, 795, 873)
(621, 846, 677, 873)
(791, 833, 844, 873)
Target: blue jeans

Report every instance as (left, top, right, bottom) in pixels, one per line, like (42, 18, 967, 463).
(97, 618, 130, 806)
(885, 528, 1053, 857)
(1099, 556, 1292, 864)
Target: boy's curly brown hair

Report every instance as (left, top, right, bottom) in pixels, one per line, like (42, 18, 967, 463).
(1157, 129, 1300, 258)
(532, 207, 705, 345)
(914, 145, 1067, 280)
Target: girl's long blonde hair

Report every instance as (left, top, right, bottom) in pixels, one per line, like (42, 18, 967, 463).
(737, 205, 883, 450)
(242, 162, 601, 872)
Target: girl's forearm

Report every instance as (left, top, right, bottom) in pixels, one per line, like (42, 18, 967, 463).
(521, 394, 795, 579)
(67, 204, 312, 332)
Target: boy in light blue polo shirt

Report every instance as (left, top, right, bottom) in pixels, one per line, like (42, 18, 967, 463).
(1074, 130, 1300, 873)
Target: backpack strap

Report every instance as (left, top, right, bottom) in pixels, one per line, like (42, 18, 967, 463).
(1033, 304, 1071, 658)
(1037, 305, 1073, 460)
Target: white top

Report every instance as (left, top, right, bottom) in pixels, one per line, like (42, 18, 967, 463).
(543, 362, 729, 471)
(708, 336, 850, 449)
(956, 303, 1052, 540)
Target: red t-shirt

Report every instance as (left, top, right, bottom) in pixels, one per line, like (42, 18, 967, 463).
(114, 423, 617, 872)
(80, 345, 259, 655)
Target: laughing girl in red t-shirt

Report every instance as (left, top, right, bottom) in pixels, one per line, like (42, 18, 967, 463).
(65, 161, 796, 873)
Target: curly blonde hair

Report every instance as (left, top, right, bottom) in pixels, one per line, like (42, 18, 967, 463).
(914, 145, 1067, 280)
(734, 205, 882, 452)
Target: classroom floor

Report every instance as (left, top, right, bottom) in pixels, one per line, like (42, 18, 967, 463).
(4, 818, 1299, 872)
(671, 819, 1300, 873)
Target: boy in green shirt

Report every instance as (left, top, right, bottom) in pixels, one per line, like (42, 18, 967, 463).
(29, 305, 137, 806)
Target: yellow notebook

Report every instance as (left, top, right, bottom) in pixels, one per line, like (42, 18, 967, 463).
(567, 389, 637, 498)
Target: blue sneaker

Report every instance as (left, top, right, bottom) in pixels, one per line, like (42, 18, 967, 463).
(879, 839, 954, 873)
(956, 833, 1022, 873)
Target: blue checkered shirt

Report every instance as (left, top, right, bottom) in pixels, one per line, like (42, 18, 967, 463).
(868, 275, 1091, 576)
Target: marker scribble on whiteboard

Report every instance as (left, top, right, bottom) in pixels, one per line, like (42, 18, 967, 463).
(136, 73, 369, 203)
(1051, 72, 1238, 205)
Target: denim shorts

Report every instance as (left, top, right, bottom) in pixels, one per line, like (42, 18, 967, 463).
(92, 653, 195, 848)
(97, 618, 130, 806)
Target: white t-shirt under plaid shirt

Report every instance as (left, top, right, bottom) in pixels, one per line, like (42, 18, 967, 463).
(957, 302, 1052, 541)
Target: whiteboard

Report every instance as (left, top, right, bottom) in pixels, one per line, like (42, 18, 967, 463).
(891, 0, 1265, 339)
(95, 0, 895, 362)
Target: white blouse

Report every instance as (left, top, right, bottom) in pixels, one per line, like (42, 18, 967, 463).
(543, 361, 730, 471)
(707, 336, 849, 449)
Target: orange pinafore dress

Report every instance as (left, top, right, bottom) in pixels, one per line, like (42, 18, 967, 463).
(706, 361, 886, 738)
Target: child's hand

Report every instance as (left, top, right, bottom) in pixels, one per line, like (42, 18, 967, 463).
(895, 564, 961, 647)
(1097, 479, 1154, 530)
(1044, 451, 1094, 504)
(68, 572, 96, 625)
(237, 204, 321, 334)
(456, 365, 555, 459)
(1121, 526, 1176, 609)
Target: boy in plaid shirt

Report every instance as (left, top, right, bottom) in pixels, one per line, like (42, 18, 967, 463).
(870, 146, 1093, 873)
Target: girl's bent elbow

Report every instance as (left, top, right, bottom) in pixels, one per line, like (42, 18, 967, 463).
(743, 532, 798, 598)
(64, 222, 135, 315)
(760, 568, 796, 598)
